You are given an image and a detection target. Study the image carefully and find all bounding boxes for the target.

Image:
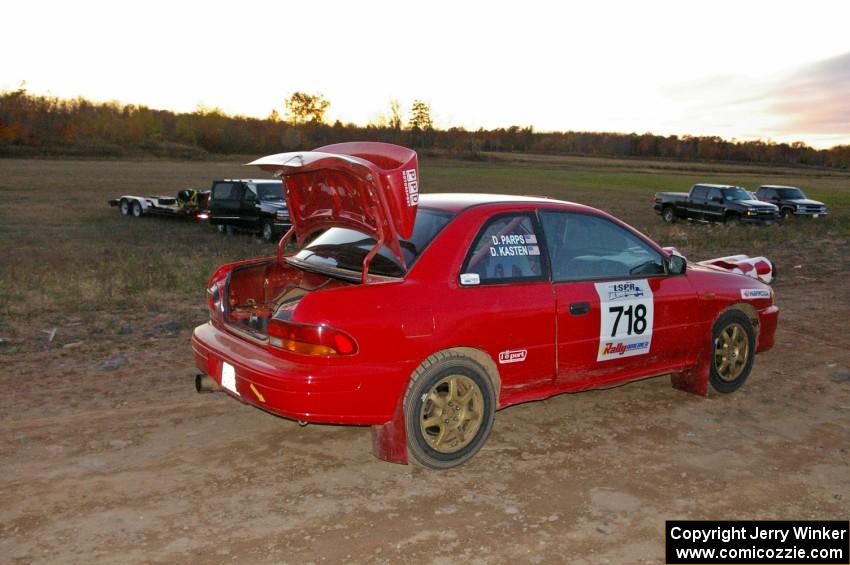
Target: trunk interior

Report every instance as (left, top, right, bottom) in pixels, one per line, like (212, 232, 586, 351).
(224, 261, 351, 338)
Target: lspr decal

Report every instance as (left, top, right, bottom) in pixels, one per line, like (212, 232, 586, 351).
(594, 279, 654, 362)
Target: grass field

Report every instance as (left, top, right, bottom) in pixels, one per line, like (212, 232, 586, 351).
(0, 153, 848, 347)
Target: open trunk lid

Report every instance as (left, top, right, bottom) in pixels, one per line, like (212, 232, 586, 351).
(248, 142, 419, 272)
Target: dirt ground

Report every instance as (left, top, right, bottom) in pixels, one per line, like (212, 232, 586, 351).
(1, 158, 849, 564)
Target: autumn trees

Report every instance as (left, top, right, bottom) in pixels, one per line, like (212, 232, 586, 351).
(1, 88, 848, 169)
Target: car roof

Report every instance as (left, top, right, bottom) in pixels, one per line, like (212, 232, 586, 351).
(418, 193, 574, 213)
(758, 184, 800, 189)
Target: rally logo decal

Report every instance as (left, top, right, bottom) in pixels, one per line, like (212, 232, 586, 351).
(594, 279, 654, 362)
(489, 233, 539, 257)
(498, 349, 527, 364)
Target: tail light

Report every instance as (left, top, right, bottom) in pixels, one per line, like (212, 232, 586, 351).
(267, 319, 358, 356)
(207, 281, 225, 325)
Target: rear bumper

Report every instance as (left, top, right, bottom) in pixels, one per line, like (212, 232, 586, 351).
(191, 323, 401, 425)
(756, 305, 779, 352)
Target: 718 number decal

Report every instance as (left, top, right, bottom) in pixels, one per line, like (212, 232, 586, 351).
(594, 280, 654, 361)
(609, 304, 648, 337)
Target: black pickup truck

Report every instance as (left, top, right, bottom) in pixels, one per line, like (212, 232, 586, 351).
(755, 185, 827, 219)
(206, 179, 291, 241)
(654, 184, 779, 225)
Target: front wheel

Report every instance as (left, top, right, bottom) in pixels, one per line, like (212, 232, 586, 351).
(725, 213, 741, 226)
(404, 352, 495, 469)
(662, 207, 675, 224)
(710, 310, 756, 393)
(781, 208, 794, 220)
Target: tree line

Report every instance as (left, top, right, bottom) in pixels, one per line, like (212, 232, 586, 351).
(1, 88, 849, 169)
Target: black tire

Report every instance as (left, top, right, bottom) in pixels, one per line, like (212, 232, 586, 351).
(218, 224, 234, 235)
(261, 220, 274, 242)
(119, 200, 130, 216)
(404, 351, 496, 469)
(662, 207, 676, 224)
(709, 310, 756, 394)
(781, 208, 794, 221)
(131, 201, 143, 218)
(725, 213, 741, 226)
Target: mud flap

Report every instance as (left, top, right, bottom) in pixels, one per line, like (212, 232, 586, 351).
(370, 396, 408, 464)
(670, 340, 711, 396)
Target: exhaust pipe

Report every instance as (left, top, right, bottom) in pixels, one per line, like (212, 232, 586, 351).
(195, 373, 221, 393)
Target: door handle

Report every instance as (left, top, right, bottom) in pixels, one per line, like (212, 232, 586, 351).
(569, 302, 590, 316)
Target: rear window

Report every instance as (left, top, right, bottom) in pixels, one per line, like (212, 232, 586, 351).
(212, 182, 239, 200)
(289, 208, 453, 278)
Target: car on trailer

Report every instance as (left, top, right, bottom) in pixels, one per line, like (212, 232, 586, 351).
(192, 142, 779, 469)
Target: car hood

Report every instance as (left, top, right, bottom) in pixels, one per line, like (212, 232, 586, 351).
(738, 199, 777, 209)
(786, 198, 824, 206)
(248, 142, 418, 269)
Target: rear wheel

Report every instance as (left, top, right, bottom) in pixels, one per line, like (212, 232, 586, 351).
(131, 201, 143, 217)
(261, 220, 274, 242)
(119, 200, 130, 216)
(404, 352, 495, 469)
(662, 207, 675, 224)
(709, 310, 756, 393)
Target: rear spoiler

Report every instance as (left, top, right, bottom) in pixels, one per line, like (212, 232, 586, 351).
(248, 142, 419, 283)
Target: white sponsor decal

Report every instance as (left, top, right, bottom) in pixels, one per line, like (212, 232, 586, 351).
(594, 280, 654, 362)
(221, 361, 239, 396)
(403, 169, 419, 206)
(741, 288, 770, 299)
(498, 349, 527, 364)
(459, 273, 480, 285)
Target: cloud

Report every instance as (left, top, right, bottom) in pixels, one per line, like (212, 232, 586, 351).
(767, 51, 850, 136)
(660, 51, 850, 147)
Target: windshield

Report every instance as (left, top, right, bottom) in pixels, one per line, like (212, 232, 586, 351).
(256, 182, 284, 201)
(721, 188, 752, 201)
(776, 188, 805, 199)
(289, 208, 454, 278)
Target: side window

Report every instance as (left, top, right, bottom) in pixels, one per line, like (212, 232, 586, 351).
(707, 188, 722, 202)
(691, 186, 707, 200)
(540, 211, 665, 282)
(242, 185, 258, 202)
(212, 182, 237, 200)
(462, 214, 545, 284)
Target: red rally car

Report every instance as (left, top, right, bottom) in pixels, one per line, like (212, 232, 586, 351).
(192, 142, 779, 469)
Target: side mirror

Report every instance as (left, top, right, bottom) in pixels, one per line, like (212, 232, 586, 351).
(668, 254, 687, 275)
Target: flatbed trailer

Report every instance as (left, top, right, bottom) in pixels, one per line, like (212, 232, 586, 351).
(108, 189, 210, 219)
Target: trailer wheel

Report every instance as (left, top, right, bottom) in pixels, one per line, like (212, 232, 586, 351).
(119, 200, 130, 216)
(131, 201, 143, 217)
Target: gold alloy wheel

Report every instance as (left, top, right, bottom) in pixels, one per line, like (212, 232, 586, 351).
(419, 374, 484, 454)
(714, 322, 750, 381)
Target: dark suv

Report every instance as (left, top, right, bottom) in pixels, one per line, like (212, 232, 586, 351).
(755, 185, 827, 219)
(207, 179, 291, 241)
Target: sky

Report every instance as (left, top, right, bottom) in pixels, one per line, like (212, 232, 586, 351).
(4, 0, 850, 148)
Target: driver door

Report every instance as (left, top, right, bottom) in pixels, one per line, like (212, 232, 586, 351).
(539, 210, 700, 388)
